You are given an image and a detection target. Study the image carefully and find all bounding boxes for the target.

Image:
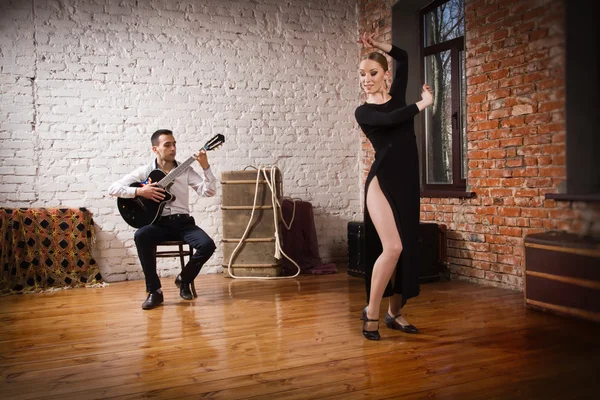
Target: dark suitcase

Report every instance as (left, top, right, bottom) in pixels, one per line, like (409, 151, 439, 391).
(347, 221, 448, 282)
(418, 222, 449, 282)
(347, 221, 366, 277)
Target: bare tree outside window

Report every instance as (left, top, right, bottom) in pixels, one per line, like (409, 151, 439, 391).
(460, 50, 467, 180)
(425, 50, 452, 184)
(420, 0, 466, 192)
(425, 0, 464, 46)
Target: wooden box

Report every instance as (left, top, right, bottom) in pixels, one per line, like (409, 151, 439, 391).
(524, 231, 600, 322)
(221, 169, 283, 278)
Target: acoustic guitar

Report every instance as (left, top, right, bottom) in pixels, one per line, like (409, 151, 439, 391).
(117, 134, 225, 228)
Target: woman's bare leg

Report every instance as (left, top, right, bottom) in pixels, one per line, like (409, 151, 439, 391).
(364, 176, 403, 331)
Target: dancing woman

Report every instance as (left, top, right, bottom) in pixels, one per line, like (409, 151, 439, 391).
(355, 32, 434, 340)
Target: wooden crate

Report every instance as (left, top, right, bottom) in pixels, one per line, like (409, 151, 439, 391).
(221, 169, 282, 278)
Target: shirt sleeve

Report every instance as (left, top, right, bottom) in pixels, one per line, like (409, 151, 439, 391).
(188, 166, 217, 197)
(355, 103, 420, 128)
(108, 165, 150, 198)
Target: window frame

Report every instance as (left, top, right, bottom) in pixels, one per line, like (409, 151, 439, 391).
(545, 0, 600, 202)
(418, 0, 472, 198)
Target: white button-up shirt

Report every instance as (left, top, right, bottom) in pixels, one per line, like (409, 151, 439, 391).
(108, 159, 217, 216)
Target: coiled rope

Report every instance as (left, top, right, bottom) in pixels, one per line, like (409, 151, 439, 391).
(226, 165, 301, 279)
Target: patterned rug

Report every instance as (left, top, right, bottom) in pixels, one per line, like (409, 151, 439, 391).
(0, 207, 103, 295)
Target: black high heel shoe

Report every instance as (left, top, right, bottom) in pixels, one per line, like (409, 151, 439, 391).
(385, 313, 419, 334)
(360, 306, 381, 341)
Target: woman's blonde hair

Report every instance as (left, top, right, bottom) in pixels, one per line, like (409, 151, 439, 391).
(366, 51, 388, 71)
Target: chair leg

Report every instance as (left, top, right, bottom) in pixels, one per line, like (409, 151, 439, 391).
(190, 281, 197, 298)
(178, 243, 186, 272)
(185, 243, 197, 298)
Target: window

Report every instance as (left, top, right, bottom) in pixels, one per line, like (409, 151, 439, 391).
(420, 0, 469, 196)
(546, 0, 600, 202)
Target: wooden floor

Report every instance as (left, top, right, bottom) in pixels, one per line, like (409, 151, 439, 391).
(1, 270, 599, 400)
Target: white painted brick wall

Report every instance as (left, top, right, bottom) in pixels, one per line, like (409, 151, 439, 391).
(0, 0, 362, 282)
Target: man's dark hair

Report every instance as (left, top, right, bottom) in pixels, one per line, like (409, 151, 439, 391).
(151, 129, 173, 146)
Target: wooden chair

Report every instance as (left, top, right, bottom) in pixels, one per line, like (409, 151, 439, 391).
(154, 240, 197, 298)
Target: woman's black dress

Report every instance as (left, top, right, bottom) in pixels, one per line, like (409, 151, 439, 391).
(354, 45, 421, 304)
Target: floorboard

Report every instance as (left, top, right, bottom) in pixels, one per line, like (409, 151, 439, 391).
(1, 270, 599, 399)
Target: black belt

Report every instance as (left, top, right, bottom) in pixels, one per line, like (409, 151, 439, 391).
(162, 214, 189, 220)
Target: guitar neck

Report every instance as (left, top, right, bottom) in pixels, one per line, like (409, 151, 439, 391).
(158, 146, 206, 188)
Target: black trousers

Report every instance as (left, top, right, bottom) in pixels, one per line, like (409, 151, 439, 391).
(134, 214, 216, 293)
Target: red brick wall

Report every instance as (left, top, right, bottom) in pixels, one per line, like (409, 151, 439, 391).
(358, 0, 600, 290)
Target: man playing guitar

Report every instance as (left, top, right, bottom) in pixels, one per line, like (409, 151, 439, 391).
(109, 129, 217, 310)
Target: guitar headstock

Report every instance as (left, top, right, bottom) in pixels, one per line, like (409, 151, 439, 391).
(203, 134, 225, 151)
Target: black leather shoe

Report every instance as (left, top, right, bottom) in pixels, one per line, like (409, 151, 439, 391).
(142, 291, 164, 310)
(180, 283, 193, 300)
(175, 274, 197, 299)
(360, 306, 380, 341)
(385, 313, 419, 334)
